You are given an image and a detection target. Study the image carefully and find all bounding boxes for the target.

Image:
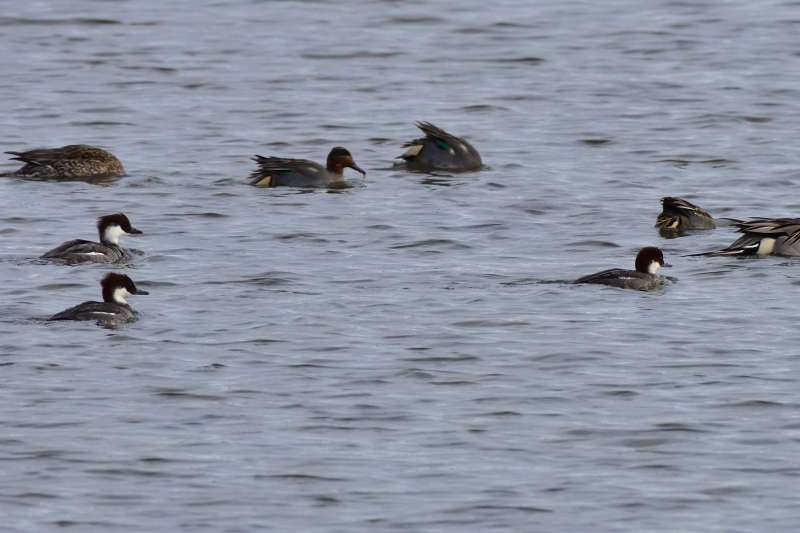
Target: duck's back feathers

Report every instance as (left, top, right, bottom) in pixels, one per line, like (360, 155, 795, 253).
(726, 217, 800, 243)
(573, 268, 659, 290)
(49, 301, 133, 324)
(692, 217, 800, 256)
(402, 122, 465, 150)
(2, 144, 124, 178)
(249, 156, 331, 187)
(40, 239, 122, 264)
(573, 246, 666, 290)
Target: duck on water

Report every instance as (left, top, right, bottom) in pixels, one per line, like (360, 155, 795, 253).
(250, 147, 365, 187)
(573, 247, 670, 291)
(0, 145, 125, 178)
(49, 272, 148, 327)
(41, 213, 142, 265)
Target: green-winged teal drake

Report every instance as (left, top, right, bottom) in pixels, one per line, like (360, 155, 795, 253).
(397, 122, 482, 171)
(250, 147, 365, 187)
(0, 145, 125, 178)
(655, 197, 715, 230)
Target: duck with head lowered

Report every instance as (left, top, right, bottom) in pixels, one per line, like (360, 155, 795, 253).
(250, 147, 365, 187)
(694, 217, 800, 256)
(655, 197, 716, 230)
(397, 122, 482, 171)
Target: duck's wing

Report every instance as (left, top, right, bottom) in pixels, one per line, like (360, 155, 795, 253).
(401, 122, 462, 150)
(662, 197, 713, 218)
(49, 301, 116, 321)
(574, 268, 641, 284)
(5, 145, 122, 177)
(399, 122, 482, 168)
(416, 122, 467, 148)
(691, 234, 764, 256)
(6, 145, 93, 165)
(689, 218, 796, 256)
(40, 240, 119, 263)
(249, 155, 326, 185)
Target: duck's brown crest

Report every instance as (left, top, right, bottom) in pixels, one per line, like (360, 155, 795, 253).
(97, 213, 132, 231)
(100, 272, 137, 302)
(634, 246, 664, 273)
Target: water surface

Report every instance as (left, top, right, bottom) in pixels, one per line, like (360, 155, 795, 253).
(1, 0, 800, 531)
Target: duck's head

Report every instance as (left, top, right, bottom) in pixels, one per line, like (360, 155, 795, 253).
(97, 213, 142, 245)
(100, 272, 149, 304)
(635, 246, 668, 274)
(326, 147, 365, 177)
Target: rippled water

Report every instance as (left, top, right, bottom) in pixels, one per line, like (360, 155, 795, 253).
(2, 0, 800, 531)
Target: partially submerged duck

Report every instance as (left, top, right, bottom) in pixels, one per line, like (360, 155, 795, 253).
(49, 272, 148, 327)
(0, 144, 125, 178)
(694, 217, 800, 256)
(397, 122, 482, 171)
(41, 213, 142, 265)
(250, 147, 365, 187)
(574, 247, 669, 291)
(655, 197, 715, 230)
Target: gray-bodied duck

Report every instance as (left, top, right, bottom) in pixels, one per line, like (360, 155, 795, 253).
(397, 122, 482, 171)
(655, 197, 715, 230)
(574, 247, 669, 291)
(0, 144, 125, 178)
(250, 147, 365, 187)
(49, 272, 148, 327)
(41, 213, 142, 265)
(694, 217, 800, 256)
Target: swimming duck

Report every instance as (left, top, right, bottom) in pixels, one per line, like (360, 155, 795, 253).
(397, 122, 482, 171)
(574, 247, 669, 291)
(41, 213, 142, 265)
(0, 145, 125, 178)
(49, 272, 148, 327)
(250, 147, 365, 187)
(655, 197, 716, 229)
(695, 217, 800, 256)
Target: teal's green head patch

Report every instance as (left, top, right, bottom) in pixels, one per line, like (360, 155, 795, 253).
(329, 148, 351, 159)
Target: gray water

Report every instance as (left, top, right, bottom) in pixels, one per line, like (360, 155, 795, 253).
(1, 0, 800, 531)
